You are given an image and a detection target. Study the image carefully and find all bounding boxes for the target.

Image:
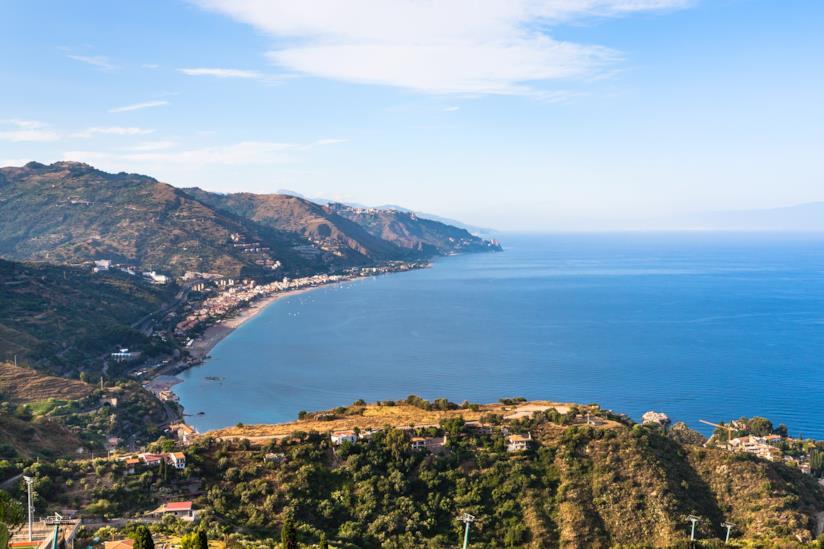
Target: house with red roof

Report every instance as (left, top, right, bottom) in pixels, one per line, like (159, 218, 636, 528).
(152, 501, 196, 521)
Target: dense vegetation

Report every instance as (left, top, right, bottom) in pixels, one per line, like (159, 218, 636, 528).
(0, 258, 174, 374)
(0, 373, 168, 464)
(0, 161, 318, 277)
(7, 399, 824, 547)
(182, 189, 412, 265)
(330, 203, 502, 255)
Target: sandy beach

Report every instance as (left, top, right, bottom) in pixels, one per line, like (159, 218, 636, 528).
(186, 286, 315, 361)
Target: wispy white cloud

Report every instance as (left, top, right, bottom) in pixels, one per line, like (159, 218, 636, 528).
(64, 141, 305, 167)
(0, 120, 60, 142)
(179, 67, 262, 79)
(72, 127, 155, 138)
(109, 100, 170, 113)
(66, 54, 117, 71)
(443, 106, 461, 112)
(63, 136, 347, 172)
(142, 64, 160, 69)
(193, 0, 690, 94)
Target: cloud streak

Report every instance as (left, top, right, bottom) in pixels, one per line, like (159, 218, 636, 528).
(179, 67, 262, 79)
(73, 127, 155, 138)
(0, 120, 60, 142)
(193, 0, 689, 94)
(109, 100, 170, 113)
(66, 54, 117, 71)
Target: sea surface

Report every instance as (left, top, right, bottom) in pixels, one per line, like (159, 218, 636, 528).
(176, 233, 824, 437)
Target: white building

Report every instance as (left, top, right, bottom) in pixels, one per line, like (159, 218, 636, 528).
(507, 433, 532, 452)
(143, 271, 169, 284)
(330, 430, 358, 445)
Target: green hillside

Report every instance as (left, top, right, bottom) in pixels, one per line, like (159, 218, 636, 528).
(0, 162, 317, 278)
(329, 203, 503, 255)
(0, 258, 172, 374)
(21, 399, 824, 548)
(183, 188, 413, 264)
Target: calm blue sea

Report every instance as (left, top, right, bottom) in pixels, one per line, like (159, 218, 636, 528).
(175, 233, 824, 438)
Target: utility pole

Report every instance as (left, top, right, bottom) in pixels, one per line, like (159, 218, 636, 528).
(459, 513, 475, 549)
(23, 475, 34, 541)
(687, 515, 700, 542)
(721, 521, 735, 544)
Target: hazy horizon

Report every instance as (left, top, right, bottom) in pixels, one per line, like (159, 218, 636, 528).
(2, 1, 823, 230)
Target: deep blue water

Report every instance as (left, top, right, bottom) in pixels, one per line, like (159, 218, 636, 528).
(176, 233, 824, 438)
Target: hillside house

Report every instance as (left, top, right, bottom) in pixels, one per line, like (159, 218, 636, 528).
(111, 348, 138, 362)
(139, 453, 164, 467)
(411, 435, 448, 453)
(507, 433, 532, 452)
(728, 436, 782, 461)
(330, 430, 358, 445)
(152, 501, 196, 521)
(167, 452, 186, 469)
(642, 411, 671, 428)
(124, 458, 140, 474)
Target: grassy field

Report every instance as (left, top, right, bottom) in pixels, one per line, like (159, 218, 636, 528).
(0, 362, 92, 403)
(208, 400, 598, 441)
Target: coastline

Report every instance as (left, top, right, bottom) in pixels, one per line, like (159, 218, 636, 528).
(147, 286, 326, 404)
(186, 286, 315, 362)
(157, 263, 431, 414)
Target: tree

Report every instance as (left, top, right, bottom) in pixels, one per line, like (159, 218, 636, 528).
(179, 530, 208, 549)
(132, 525, 155, 549)
(281, 519, 297, 549)
(747, 417, 774, 436)
(318, 532, 329, 548)
(0, 490, 25, 549)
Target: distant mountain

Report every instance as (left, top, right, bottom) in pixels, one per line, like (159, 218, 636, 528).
(183, 188, 413, 264)
(373, 204, 494, 235)
(0, 162, 321, 277)
(0, 257, 173, 375)
(685, 202, 824, 231)
(328, 203, 503, 255)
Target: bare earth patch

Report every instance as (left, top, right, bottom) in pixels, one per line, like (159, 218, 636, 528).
(0, 361, 92, 403)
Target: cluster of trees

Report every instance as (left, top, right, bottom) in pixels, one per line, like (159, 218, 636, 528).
(190, 418, 556, 547)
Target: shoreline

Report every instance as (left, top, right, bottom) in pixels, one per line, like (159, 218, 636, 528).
(145, 285, 335, 405)
(155, 263, 430, 415)
(186, 285, 316, 362)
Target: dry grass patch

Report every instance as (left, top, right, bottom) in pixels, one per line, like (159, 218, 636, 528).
(0, 361, 92, 403)
(209, 400, 577, 441)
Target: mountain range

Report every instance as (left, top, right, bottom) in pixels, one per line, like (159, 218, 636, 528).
(0, 162, 500, 278)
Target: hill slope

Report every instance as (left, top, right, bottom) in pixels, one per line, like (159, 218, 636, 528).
(190, 400, 824, 547)
(182, 188, 412, 264)
(0, 162, 316, 277)
(0, 258, 173, 373)
(329, 203, 503, 255)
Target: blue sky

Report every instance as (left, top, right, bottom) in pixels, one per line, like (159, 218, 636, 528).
(1, 1, 822, 230)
